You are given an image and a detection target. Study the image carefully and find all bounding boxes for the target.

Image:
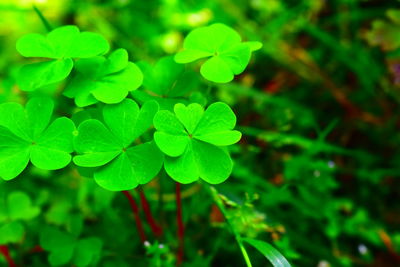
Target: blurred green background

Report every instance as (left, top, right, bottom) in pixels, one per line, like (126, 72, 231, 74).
(1, 0, 400, 266)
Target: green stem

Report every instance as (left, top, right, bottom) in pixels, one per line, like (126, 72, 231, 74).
(33, 5, 52, 32)
(238, 241, 252, 267)
(205, 184, 252, 267)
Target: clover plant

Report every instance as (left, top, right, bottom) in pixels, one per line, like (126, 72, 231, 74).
(132, 56, 200, 109)
(174, 23, 262, 83)
(0, 97, 75, 180)
(0, 191, 40, 245)
(2, 191, 40, 221)
(73, 99, 163, 191)
(64, 48, 143, 107)
(153, 102, 241, 184)
(40, 226, 102, 266)
(0, 22, 276, 267)
(16, 25, 109, 91)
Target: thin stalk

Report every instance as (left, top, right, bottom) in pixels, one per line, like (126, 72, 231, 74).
(122, 191, 147, 243)
(205, 185, 253, 267)
(137, 188, 163, 237)
(176, 183, 185, 265)
(32, 5, 52, 32)
(0, 245, 16, 267)
(29, 245, 44, 253)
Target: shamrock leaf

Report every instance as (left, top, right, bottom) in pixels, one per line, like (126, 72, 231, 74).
(132, 56, 199, 109)
(0, 221, 24, 244)
(7, 191, 40, 220)
(16, 25, 110, 91)
(153, 102, 241, 184)
(73, 237, 103, 267)
(17, 59, 74, 92)
(40, 226, 102, 267)
(174, 23, 262, 83)
(45, 200, 72, 226)
(73, 99, 163, 191)
(0, 97, 75, 181)
(64, 48, 143, 107)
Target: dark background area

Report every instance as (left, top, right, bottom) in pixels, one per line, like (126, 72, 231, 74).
(1, 0, 400, 266)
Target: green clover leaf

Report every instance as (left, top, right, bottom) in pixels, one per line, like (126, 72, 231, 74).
(139, 56, 196, 97)
(73, 237, 103, 267)
(174, 23, 262, 83)
(153, 102, 241, 184)
(45, 200, 72, 226)
(0, 97, 75, 181)
(6, 191, 40, 221)
(16, 25, 110, 91)
(132, 56, 200, 109)
(73, 99, 163, 191)
(40, 226, 102, 267)
(64, 48, 143, 107)
(0, 221, 24, 244)
(0, 191, 40, 245)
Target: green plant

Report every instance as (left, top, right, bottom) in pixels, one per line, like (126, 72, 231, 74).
(73, 99, 162, 191)
(132, 56, 200, 110)
(153, 102, 241, 184)
(2, 2, 400, 267)
(39, 226, 102, 266)
(16, 25, 109, 91)
(0, 20, 290, 267)
(0, 97, 75, 180)
(64, 48, 143, 107)
(174, 23, 262, 83)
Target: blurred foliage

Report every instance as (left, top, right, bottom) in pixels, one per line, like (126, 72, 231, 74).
(1, 0, 400, 266)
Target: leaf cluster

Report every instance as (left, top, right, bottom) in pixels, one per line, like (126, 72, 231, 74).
(0, 97, 74, 180)
(174, 23, 262, 83)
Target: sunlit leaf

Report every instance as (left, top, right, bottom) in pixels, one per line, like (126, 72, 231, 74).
(73, 99, 163, 191)
(243, 238, 292, 267)
(0, 97, 75, 181)
(174, 23, 262, 83)
(154, 102, 240, 183)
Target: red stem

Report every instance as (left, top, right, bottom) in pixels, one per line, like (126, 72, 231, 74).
(176, 183, 185, 265)
(138, 188, 163, 237)
(122, 191, 147, 242)
(0, 245, 16, 267)
(29, 245, 44, 253)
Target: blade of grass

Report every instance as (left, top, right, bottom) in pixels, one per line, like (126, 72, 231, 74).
(33, 5, 52, 32)
(242, 238, 292, 267)
(205, 184, 253, 267)
(239, 126, 377, 163)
